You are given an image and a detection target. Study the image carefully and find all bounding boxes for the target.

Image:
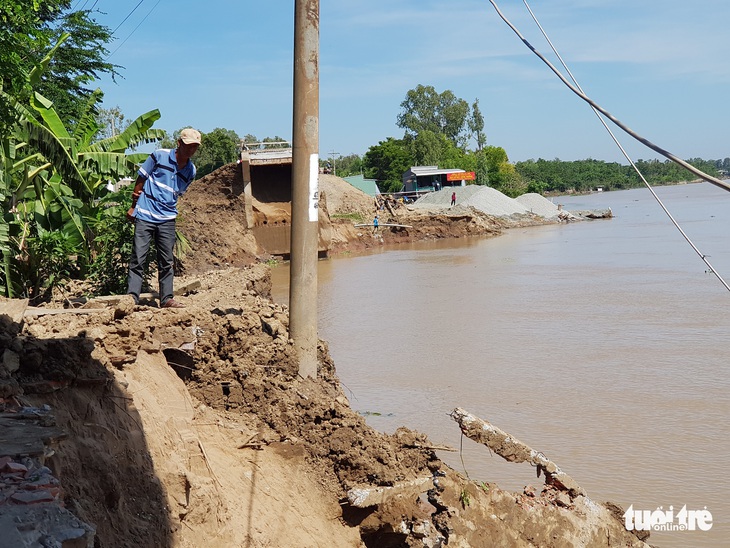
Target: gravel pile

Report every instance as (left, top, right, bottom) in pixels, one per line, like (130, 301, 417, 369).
(410, 186, 588, 220)
(461, 187, 530, 216)
(412, 186, 530, 217)
(515, 193, 562, 218)
(410, 186, 483, 207)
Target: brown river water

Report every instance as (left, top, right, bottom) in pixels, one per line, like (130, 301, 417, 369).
(271, 183, 730, 547)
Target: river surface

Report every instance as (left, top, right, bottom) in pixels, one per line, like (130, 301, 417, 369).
(270, 183, 730, 547)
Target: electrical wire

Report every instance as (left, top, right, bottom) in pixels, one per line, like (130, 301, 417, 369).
(520, 0, 730, 292)
(111, 0, 147, 36)
(486, 0, 730, 292)
(106, 0, 162, 60)
(486, 1, 730, 192)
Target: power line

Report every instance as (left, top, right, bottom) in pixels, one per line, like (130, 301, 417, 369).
(488, 0, 730, 292)
(486, 0, 730, 193)
(70, 0, 99, 13)
(111, 0, 146, 36)
(106, 0, 162, 60)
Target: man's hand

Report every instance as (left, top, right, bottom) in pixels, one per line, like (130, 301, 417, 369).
(127, 189, 141, 222)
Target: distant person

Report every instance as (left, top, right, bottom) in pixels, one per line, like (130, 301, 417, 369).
(451, 191, 457, 206)
(126, 128, 201, 308)
(373, 215, 379, 233)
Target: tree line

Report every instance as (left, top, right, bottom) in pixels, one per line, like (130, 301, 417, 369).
(513, 157, 725, 194)
(329, 85, 520, 195)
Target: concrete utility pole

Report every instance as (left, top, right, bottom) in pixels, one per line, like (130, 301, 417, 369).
(329, 150, 340, 176)
(290, 0, 319, 379)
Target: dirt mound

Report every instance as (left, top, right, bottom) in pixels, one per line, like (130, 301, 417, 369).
(177, 163, 259, 274)
(178, 167, 375, 266)
(319, 174, 375, 218)
(2, 269, 437, 546)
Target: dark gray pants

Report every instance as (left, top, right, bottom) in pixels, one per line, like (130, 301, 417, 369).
(127, 218, 176, 305)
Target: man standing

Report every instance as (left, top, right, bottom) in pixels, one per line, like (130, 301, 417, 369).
(126, 128, 201, 308)
(451, 191, 456, 206)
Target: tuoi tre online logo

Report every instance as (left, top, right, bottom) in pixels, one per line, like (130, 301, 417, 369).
(624, 505, 713, 532)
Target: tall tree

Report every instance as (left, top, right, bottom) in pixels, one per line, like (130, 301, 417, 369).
(482, 146, 520, 195)
(241, 134, 259, 149)
(262, 135, 289, 149)
(0, 0, 65, 132)
(410, 131, 443, 166)
(96, 106, 128, 140)
(363, 137, 413, 192)
(334, 153, 363, 177)
(195, 128, 240, 177)
(0, 2, 119, 131)
(37, 8, 119, 126)
(469, 98, 486, 151)
(397, 84, 470, 147)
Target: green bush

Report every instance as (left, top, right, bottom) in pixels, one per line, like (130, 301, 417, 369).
(88, 190, 191, 296)
(21, 228, 82, 304)
(88, 191, 141, 295)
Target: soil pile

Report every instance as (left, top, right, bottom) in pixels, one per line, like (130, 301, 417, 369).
(319, 173, 375, 218)
(177, 163, 259, 274)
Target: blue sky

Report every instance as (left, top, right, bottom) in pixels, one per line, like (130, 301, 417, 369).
(90, 0, 730, 164)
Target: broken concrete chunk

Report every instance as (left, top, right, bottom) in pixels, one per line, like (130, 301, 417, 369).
(450, 408, 585, 498)
(347, 477, 433, 508)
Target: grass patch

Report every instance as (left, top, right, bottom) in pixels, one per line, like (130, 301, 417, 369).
(331, 212, 365, 223)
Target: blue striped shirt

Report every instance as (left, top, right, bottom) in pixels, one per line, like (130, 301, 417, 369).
(133, 148, 196, 223)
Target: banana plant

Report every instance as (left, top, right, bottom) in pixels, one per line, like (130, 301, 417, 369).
(25, 89, 164, 200)
(0, 33, 164, 298)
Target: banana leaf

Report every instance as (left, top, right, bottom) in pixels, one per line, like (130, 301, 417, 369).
(19, 119, 90, 197)
(87, 109, 162, 153)
(31, 93, 71, 140)
(29, 33, 70, 87)
(72, 89, 104, 149)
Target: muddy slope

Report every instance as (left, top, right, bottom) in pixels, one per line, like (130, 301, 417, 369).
(2, 264, 650, 547)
